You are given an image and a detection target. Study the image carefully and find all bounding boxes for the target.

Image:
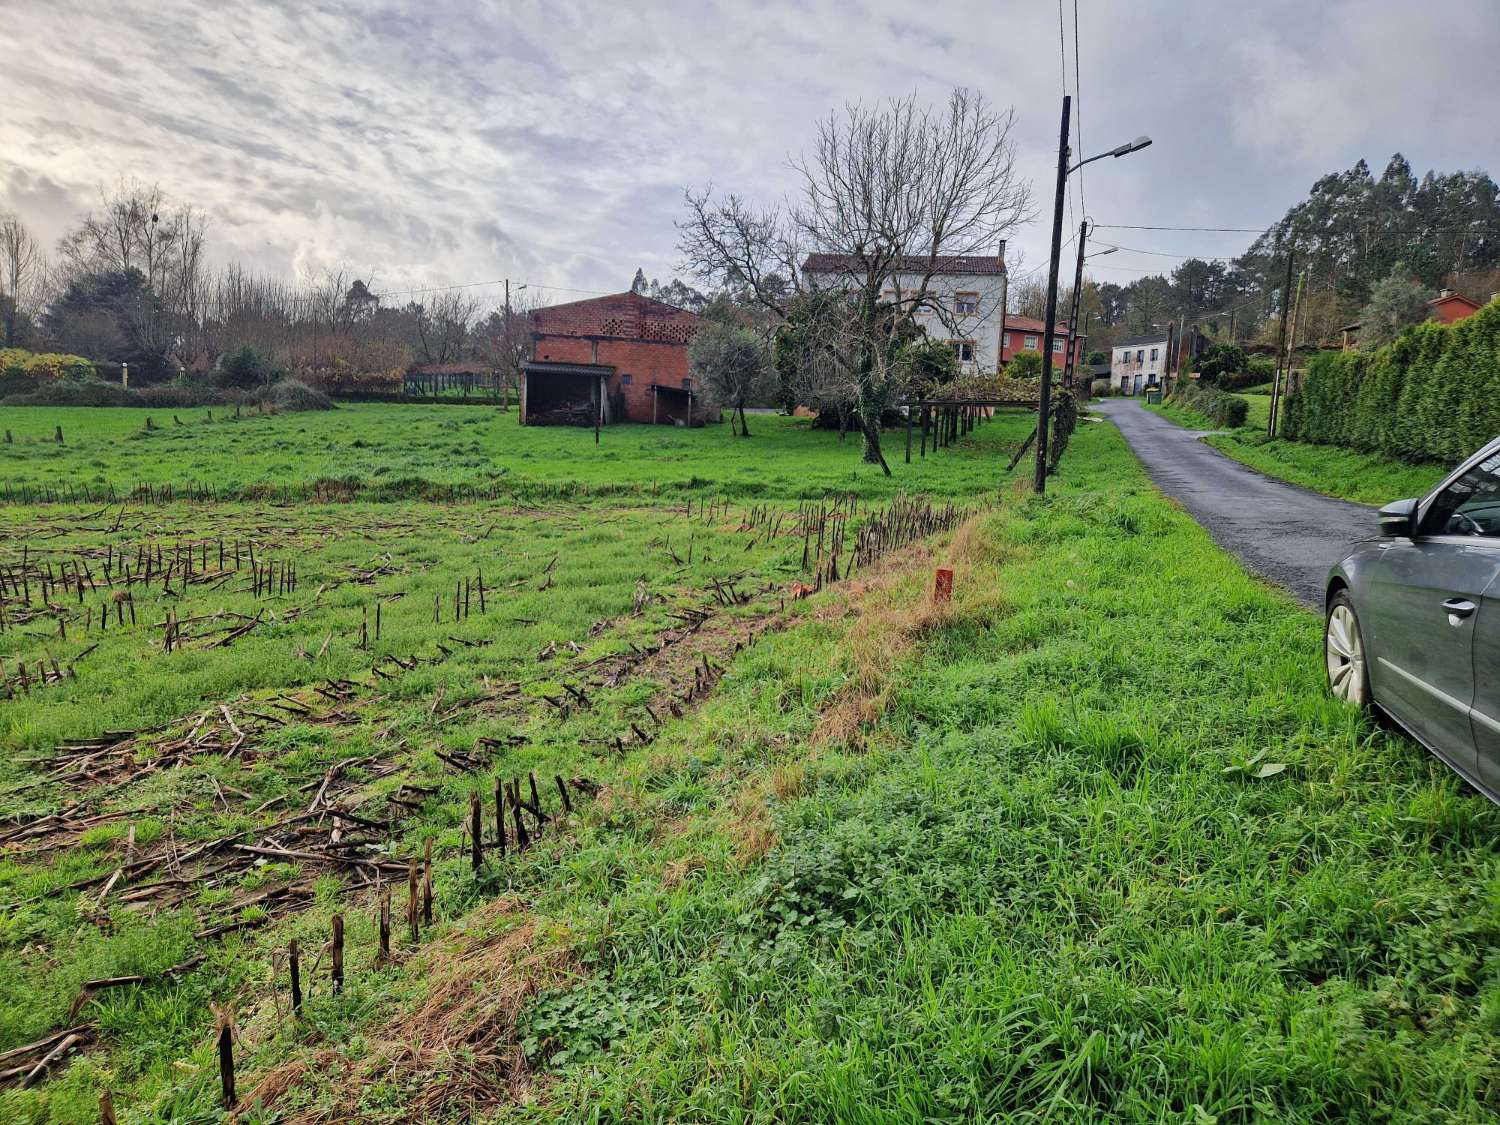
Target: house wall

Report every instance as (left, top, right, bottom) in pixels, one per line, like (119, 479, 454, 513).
(530, 293, 702, 423)
(805, 269, 1010, 372)
(998, 319, 1086, 371)
(1110, 340, 1169, 393)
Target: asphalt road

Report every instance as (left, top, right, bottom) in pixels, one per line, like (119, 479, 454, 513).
(1094, 399, 1377, 608)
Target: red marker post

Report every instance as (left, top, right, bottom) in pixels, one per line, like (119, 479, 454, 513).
(933, 567, 953, 603)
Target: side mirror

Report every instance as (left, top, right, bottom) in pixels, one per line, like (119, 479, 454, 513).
(1378, 498, 1417, 537)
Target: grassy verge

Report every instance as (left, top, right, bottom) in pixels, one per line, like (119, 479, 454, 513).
(489, 421, 1499, 1122)
(1145, 396, 1448, 505)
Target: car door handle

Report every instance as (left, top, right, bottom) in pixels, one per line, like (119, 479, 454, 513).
(1442, 598, 1477, 620)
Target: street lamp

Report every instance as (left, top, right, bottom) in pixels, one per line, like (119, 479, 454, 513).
(1034, 98, 1152, 494)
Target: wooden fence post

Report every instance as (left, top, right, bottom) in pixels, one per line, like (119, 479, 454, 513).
(215, 1006, 236, 1108)
(469, 792, 483, 871)
(289, 938, 302, 1014)
(331, 915, 344, 994)
(422, 838, 434, 926)
(407, 858, 419, 942)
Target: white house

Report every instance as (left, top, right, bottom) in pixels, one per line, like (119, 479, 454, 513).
(1110, 332, 1171, 395)
(801, 252, 1008, 373)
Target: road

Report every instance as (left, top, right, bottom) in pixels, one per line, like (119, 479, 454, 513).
(1093, 399, 1376, 608)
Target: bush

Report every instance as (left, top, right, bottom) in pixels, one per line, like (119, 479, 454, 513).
(0, 348, 96, 389)
(259, 380, 334, 412)
(1195, 343, 1247, 384)
(1284, 298, 1500, 462)
(1168, 381, 1248, 428)
(1, 378, 134, 407)
(216, 345, 281, 389)
(1090, 377, 1114, 398)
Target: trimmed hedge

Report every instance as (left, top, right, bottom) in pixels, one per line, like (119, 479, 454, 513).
(1283, 298, 1500, 462)
(1168, 381, 1249, 428)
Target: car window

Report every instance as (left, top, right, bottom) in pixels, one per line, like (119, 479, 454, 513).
(1421, 449, 1500, 538)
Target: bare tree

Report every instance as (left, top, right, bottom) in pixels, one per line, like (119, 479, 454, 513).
(0, 211, 42, 346)
(681, 89, 1031, 473)
(411, 289, 479, 365)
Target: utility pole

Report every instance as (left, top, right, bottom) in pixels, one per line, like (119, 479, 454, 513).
(1271, 269, 1307, 438)
(997, 239, 1008, 371)
(1267, 252, 1295, 437)
(1062, 219, 1088, 389)
(1034, 95, 1071, 495)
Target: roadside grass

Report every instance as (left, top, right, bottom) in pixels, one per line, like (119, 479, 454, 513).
(1145, 398, 1450, 505)
(0, 404, 1011, 501)
(480, 419, 1500, 1123)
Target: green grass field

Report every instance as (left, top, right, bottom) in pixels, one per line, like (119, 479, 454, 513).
(0, 405, 1005, 502)
(3, 404, 1497, 1122)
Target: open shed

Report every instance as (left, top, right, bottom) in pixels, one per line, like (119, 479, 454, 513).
(520, 361, 616, 426)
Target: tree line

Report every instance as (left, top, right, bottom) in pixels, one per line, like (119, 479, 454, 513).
(0, 181, 536, 390)
(1014, 154, 1500, 362)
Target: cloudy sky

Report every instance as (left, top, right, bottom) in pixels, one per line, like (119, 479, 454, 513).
(5, 0, 1499, 309)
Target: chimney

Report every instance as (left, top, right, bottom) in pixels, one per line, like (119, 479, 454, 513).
(997, 239, 1006, 269)
(1491, 291, 1500, 304)
(1439, 288, 1454, 299)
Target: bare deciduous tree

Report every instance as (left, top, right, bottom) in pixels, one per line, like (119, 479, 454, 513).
(681, 88, 1031, 473)
(0, 211, 43, 346)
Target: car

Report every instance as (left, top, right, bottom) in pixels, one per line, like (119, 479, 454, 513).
(1324, 436, 1500, 803)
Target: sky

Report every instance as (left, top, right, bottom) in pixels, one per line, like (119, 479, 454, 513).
(4, 0, 1500, 310)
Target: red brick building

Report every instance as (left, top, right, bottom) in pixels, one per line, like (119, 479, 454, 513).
(522, 292, 709, 426)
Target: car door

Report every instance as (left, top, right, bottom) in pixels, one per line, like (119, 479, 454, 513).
(1473, 568, 1500, 801)
(1365, 446, 1500, 776)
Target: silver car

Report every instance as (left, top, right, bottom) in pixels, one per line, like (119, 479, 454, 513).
(1325, 436, 1500, 803)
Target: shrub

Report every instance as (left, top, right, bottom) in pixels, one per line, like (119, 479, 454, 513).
(1168, 381, 1248, 428)
(259, 380, 334, 412)
(1, 377, 134, 407)
(0, 348, 96, 386)
(216, 345, 281, 389)
(1090, 377, 1114, 398)
(1283, 298, 1500, 462)
(1195, 343, 1247, 384)
(1007, 350, 1043, 379)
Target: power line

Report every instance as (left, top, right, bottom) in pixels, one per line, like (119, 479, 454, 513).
(1096, 222, 1500, 235)
(1071, 0, 1085, 223)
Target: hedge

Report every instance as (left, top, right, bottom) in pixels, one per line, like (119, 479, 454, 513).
(1283, 298, 1500, 462)
(1167, 381, 1249, 428)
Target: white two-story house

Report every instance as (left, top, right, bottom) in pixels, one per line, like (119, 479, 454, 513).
(1111, 332, 1171, 395)
(801, 251, 1009, 373)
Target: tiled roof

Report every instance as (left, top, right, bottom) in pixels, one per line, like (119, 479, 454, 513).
(802, 253, 1006, 277)
(1002, 316, 1080, 336)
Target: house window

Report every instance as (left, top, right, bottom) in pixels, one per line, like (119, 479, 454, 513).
(955, 292, 978, 315)
(952, 340, 975, 363)
(1136, 350, 1144, 363)
(682, 377, 693, 390)
(620, 374, 632, 386)
(1052, 338, 1064, 353)
(1149, 348, 1158, 361)
(1004, 332, 1013, 349)
(1024, 335, 1039, 350)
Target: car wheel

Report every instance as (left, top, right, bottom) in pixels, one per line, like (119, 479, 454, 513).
(1325, 592, 1372, 708)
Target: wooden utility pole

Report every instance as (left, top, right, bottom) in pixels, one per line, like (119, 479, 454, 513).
(1063, 219, 1089, 388)
(1271, 269, 1307, 437)
(1034, 95, 1071, 495)
(1267, 253, 1296, 437)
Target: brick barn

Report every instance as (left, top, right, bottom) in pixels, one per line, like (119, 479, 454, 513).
(521, 292, 711, 426)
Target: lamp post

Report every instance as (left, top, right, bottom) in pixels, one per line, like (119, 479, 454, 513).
(1034, 104, 1151, 494)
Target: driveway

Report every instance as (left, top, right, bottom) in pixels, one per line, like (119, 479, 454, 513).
(1093, 399, 1376, 608)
